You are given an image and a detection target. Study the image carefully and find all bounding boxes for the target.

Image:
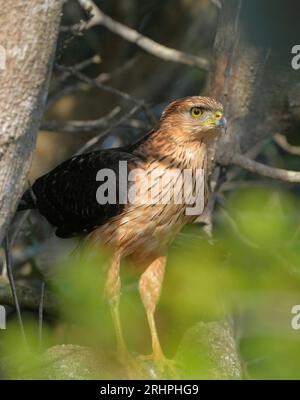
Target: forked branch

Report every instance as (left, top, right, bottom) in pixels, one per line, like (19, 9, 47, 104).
(78, 0, 209, 70)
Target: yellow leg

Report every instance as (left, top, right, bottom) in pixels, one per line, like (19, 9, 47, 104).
(105, 252, 151, 378)
(104, 253, 131, 362)
(139, 255, 176, 373)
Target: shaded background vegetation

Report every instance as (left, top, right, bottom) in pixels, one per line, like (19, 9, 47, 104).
(1, 0, 300, 380)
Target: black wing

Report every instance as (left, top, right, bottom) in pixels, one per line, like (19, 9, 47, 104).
(19, 150, 141, 238)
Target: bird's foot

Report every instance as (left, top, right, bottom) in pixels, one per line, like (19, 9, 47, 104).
(137, 351, 180, 378)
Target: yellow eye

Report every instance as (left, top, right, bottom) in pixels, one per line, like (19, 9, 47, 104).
(191, 107, 203, 119)
(215, 111, 222, 120)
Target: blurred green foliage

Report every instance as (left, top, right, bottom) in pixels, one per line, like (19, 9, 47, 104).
(2, 188, 300, 379)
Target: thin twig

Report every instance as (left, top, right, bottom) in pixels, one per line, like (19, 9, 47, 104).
(4, 237, 27, 346)
(47, 56, 139, 111)
(56, 65, 140, 104)
(78, 0, 209, 71)
(230, 153, 300, 183)
(56, 65, 157, 125)
(46, 55, 101, 110)
(0, 282, 58, 316)
(46, 82, 86, 111)
(76, 103, 143, 155)
(96, 55, 139, 84)
(41, 107, 121, 133)
(41, 116, 148, 134)
(10, 210, 31, 244)
(1, 211, 30, 278)
(38, 282, 45, 349)
(56, 54, 101, 86)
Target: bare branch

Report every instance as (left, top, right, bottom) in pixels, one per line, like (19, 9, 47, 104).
(47, 56, 139, 110)
(231, 153, 300, 183)
(4, 237, 27, 345)
(39, 282, 45, 348)
(57, 65, 141, 104)
(41, 107, 121, 133)
(46, 82, 86, 110)
(56, 65, 157, 125)
(76, 104, 143, 155)
(78, 0, 208, 71)
(0, 281, 58, 317)
(273, 133, 300, 156)
(96, 55, 139, 84)
(56, 54, 101, 85)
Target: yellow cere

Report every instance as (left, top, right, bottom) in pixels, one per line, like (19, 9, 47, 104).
(214, 111, 223, 120)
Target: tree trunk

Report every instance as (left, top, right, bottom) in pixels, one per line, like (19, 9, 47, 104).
(201, 0, 300, 378)
(0, 0, 63, 244)
(207, 0, 300, 170)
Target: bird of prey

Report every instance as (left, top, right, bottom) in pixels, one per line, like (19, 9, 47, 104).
(18, 96, 226, 374)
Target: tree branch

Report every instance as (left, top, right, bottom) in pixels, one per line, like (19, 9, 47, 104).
(58, 65, 157, 126)
(41, 107, 121, 133)
(231, 153, 300, 183)
(78, 0, 209, 70)
(76, 104, 143, 154)
(0, 281, 58, 317)
(274, 133, 300, 156)
(47, 56, 139, 111)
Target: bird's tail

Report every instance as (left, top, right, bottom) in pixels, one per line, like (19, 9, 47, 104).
(17, 187, 37, 211)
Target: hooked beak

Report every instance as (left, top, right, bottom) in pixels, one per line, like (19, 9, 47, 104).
(216, 116, 227, 132)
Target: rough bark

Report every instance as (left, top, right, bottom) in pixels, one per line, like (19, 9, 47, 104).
(0, 0, 64, 244)
(200, 0, 300, 380)
(207, 0, 300, 170)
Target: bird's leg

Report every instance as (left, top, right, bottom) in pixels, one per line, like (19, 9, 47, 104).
(105, 253, 149, 379)
(104, 253, 130, 363)
(138, 255, 177, 374)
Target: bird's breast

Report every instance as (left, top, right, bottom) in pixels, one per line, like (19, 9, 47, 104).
(88, 151, 207, 262)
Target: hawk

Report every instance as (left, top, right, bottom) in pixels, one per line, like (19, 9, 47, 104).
(18, 96, 226, 374)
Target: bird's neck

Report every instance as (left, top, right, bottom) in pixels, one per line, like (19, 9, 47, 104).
(133, 128, 208, 171)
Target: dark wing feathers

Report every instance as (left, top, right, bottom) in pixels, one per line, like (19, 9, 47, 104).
(20, 150, 140, 238)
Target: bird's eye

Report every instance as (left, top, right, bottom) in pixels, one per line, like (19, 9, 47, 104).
(191, 107, 203, 119)
(215, 111, 222, 120)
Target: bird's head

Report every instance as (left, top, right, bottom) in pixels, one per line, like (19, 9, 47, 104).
(159, 96, 227, 144)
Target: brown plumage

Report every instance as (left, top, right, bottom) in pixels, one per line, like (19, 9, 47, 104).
(18, 96, 226, 375)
